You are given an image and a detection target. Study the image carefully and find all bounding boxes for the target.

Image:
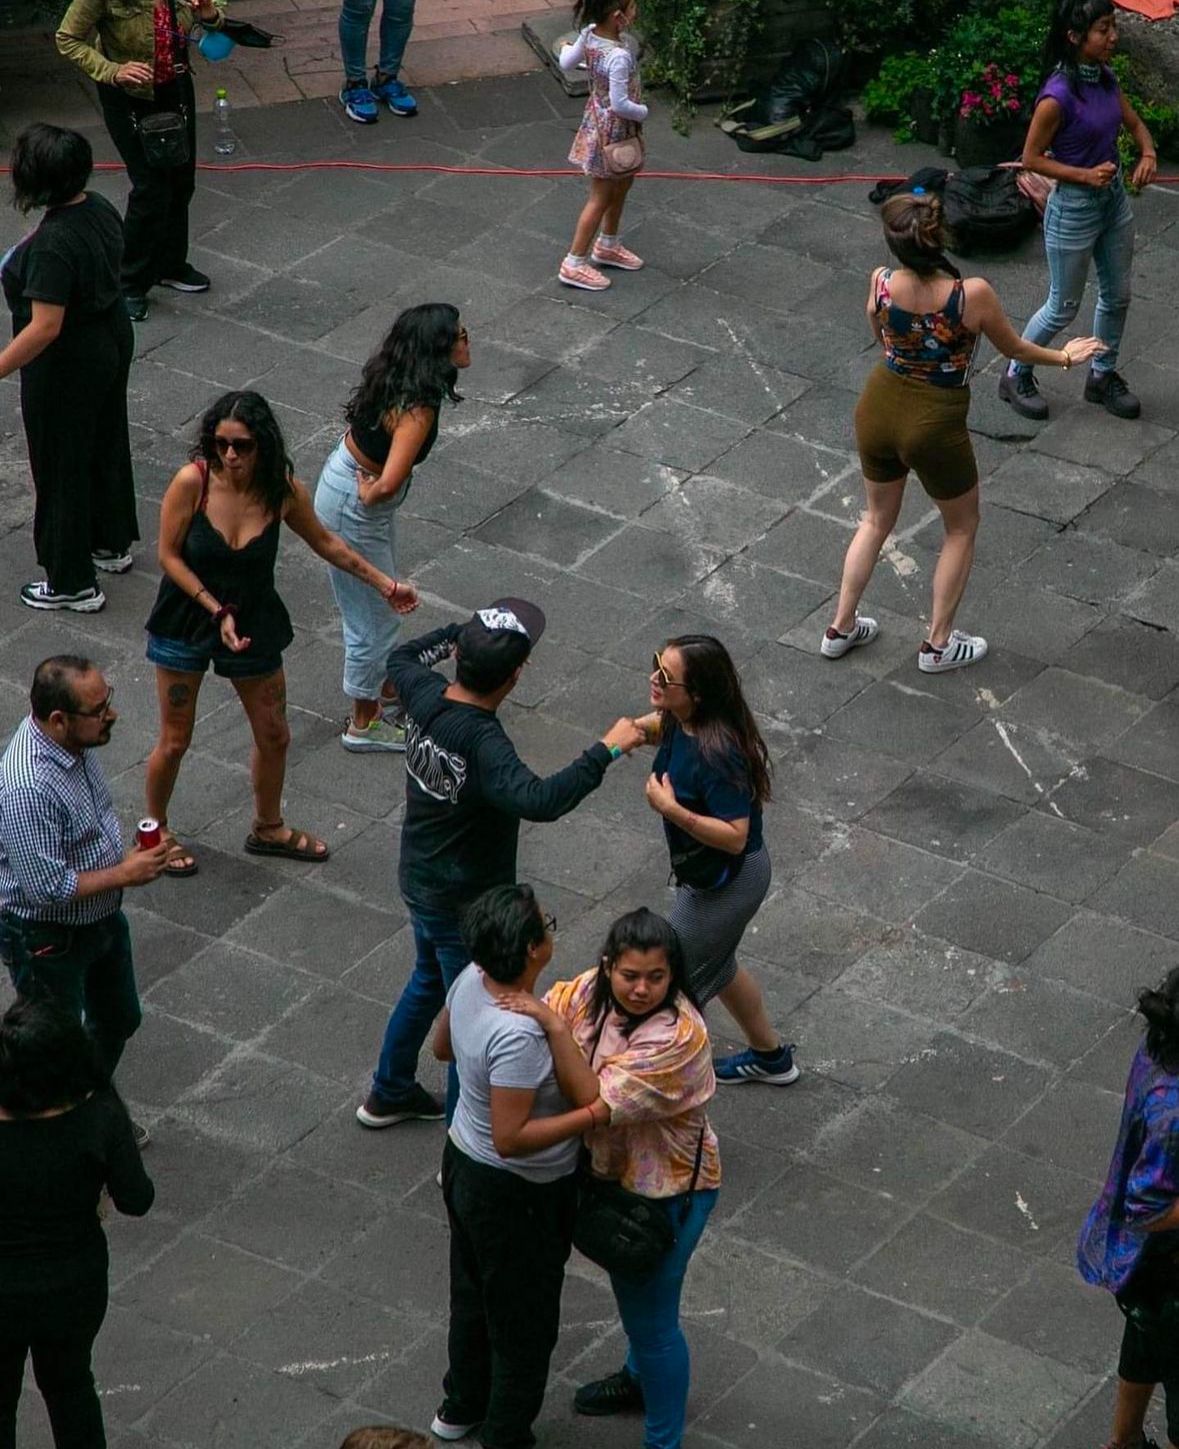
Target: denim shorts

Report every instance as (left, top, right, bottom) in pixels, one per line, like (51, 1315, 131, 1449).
(146, 632, 282, 680)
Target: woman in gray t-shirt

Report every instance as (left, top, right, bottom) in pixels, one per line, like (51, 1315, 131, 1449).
(430, 883, 605, 1447)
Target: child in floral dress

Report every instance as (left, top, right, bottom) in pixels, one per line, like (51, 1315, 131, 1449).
(558, 0, 647, 291)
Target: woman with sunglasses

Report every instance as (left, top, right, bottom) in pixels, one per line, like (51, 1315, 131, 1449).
(143, 390, 419, 875)
(429, 883, 600, 1447)
(314, 304, 470, 754)
(637, 637, 796, 1086)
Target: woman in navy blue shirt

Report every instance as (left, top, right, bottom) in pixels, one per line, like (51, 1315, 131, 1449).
(636, 634, 797, 1087)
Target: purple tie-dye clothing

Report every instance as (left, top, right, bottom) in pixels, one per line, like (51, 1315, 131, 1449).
(1078, 1042, 1179, 1294)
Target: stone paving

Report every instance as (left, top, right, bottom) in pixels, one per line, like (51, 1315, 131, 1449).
(2, 71, 1179, 1449)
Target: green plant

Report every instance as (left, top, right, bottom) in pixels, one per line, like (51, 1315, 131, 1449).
(836, 0, 970, 64)
(959, 64, 1024, 126)
(640, 0, 764, 132)
(862, 52, 937, 124)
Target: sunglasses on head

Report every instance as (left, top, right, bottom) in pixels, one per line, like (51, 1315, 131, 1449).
(651, 651, 685, 688)
(214, 435, 257, 457)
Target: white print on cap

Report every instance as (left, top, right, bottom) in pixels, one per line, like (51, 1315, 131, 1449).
(477, 607, 529, 638)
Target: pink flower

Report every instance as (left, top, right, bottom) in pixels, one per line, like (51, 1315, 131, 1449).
(1005, 72, 1018, 86)
(1007, 97, 1020, 111)
(990, 83, 1002, 97)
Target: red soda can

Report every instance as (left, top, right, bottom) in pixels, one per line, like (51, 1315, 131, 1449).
(137, 817, 161, 849)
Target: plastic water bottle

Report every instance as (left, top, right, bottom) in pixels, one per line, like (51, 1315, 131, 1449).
(213, 89, 236, 156)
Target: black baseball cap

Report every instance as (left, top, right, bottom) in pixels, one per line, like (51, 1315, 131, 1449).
(472, 598, 547, 645)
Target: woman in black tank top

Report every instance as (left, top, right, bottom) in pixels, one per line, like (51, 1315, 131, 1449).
(143, 391, 420, 875)
(313, 304, 470, 754)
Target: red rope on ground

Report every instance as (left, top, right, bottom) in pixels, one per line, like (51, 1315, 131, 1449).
(3, 159, 1169, 183)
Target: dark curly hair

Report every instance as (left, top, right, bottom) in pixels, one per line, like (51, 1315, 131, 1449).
(345, 303, 463, 433)
(10, 123, 92, 215)
(1139, 968, 1179, 1073)
(0, 996, 103, 1115)
(193, 391, 295, 516)
(462, 883, 548, 985)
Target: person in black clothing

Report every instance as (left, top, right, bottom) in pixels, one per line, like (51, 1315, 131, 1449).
(356, 599, 645, 1129)
(56, 0, 224, 322)
(1, 124, 138, 614)
(143, 390, 419, 876)
(0, 996, 153, 1449)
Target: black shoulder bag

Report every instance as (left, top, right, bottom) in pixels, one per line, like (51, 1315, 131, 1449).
(135, 0, 192, 169)
(571, 1017, 707, 1278)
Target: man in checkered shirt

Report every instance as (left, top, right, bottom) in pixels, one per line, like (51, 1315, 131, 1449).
(0, 656, 173, 1094)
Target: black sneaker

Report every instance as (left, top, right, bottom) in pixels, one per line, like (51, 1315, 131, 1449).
(92, 548, 133, 574)
(19, 581, 105, 612)
(573, 1367, 644, 1417)
(158, 265, 211, 293)
(998, 368, 1048, 421)
(132, 1121, 151, 1150)
(355, 1084, 444, 1128)
(1084, 368, 1141, 419)
(124, 292, 149, 322)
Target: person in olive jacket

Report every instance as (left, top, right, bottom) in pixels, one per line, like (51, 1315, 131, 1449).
(56, 0, 225, 321)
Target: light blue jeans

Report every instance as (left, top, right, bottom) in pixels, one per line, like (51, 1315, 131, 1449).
(1011, 174, 1134, 378)
(610, 1188, 719, 1449)
(313, 435, 410, 702)
(338, 0, 415, 82)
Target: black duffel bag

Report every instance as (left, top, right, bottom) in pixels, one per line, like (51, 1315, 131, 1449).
(943, 165, 1037, 255)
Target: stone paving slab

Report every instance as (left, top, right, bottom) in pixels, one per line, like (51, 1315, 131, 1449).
(1, 66, 1179, 1449)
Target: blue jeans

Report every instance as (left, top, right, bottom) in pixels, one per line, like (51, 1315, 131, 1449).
(338, 0, 415, 82)
(610, 1188, 719, 1449)
(1012, 175, 1135, 377)
(0, 910, 141, 1078)
(314, 437, 411, 702)
(373, 906, 465, 1119)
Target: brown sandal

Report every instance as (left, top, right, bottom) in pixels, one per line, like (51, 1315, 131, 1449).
(160, 826, 198, 878)
(243, 817, 329, 863)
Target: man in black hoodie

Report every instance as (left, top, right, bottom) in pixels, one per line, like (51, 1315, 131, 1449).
(357, 598, 644, 1127)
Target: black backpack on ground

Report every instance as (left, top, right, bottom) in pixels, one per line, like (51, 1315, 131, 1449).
(722, 39, 854, 158)
(942, 165, 1037, 255)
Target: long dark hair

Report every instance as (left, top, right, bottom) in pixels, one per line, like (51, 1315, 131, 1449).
(880, 192, 961, 280)
(0, 996, 103, 1115)
(660, 635, 772, 805)
(193, 391, 295, 516)
(1044, 0, 1116, 95)
(345, 303, 463, 429)
(1139, 969, 1179, 1073)
(589, 908, 695, 1035)
(10, 123, 92, 214)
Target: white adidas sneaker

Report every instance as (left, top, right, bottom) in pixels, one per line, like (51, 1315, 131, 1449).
(918, 629, 988, 673)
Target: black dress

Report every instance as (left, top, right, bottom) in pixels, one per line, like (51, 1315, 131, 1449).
(0, 1088, 153, 1448)
(2, 192, 138, 595)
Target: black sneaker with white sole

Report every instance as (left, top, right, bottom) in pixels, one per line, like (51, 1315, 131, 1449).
(19, 581, 105, 612)
(430, 1408, 481, 1441)
(355, 1084, 444, 1128)
(998, 368, 1048, 421)
(92, 548, 133, 574)
(158, 265, 211, 293)
(574, 1367, 645, 1417)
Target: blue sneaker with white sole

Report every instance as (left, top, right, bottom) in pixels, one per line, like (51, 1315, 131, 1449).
(714, 1044, 800, 1086)
(372, 73, 417, 115)
(340, 82, 379, 124)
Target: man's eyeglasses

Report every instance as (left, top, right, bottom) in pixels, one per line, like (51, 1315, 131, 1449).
(214, 435, 257, 457)
(543, 913, 558, 935)
(66, 687, 115, 719)
(651, 651, 685, 689)
(456, 327, 469, 344)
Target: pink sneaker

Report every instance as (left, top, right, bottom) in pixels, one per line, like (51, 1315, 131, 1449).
(592, 242, 644, 271)
(558, 259, 611, 291)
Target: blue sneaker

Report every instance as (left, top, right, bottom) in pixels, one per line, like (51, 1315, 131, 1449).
(340, 82, 379, 124)
(714, 1044, 800, 1086)
(372, 73, 417, 116)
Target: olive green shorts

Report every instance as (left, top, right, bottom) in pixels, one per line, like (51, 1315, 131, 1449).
(854, 363, 979, 501)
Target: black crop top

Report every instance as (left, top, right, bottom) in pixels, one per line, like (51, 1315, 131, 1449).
(350, 405, 440, 469)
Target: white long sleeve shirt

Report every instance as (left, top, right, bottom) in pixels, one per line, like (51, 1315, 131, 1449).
(560, 27, 648, 121)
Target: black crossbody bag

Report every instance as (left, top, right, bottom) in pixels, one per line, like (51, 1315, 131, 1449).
(571, 1016, 707, 1278)
(135, 0, 191, 169)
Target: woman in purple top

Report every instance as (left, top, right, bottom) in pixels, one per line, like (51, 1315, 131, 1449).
(1000, 0, 1156, 423)
(1079, 967, 1179, 1449)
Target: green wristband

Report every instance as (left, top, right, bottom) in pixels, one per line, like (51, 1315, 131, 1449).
(608, 744, 623, 760)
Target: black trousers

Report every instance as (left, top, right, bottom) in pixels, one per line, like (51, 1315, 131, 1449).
(441, 1140, 576, 1449)
(20, 312, 138, 594)
(97, 73, 196, 293)
(0, 1266, 108, 1449)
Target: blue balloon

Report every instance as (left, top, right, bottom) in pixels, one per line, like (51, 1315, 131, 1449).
(198, 27, 235, 60)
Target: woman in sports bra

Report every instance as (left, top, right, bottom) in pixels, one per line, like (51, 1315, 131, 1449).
(821, 190, 1105, 675)
(314, 303, 470, 753)
(143, 390, 419, 875)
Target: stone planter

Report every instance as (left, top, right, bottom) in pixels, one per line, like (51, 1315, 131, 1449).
(953, 114, 1026, 168)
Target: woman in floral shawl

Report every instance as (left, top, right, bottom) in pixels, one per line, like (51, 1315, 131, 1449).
(504, 906, 720, 1449)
